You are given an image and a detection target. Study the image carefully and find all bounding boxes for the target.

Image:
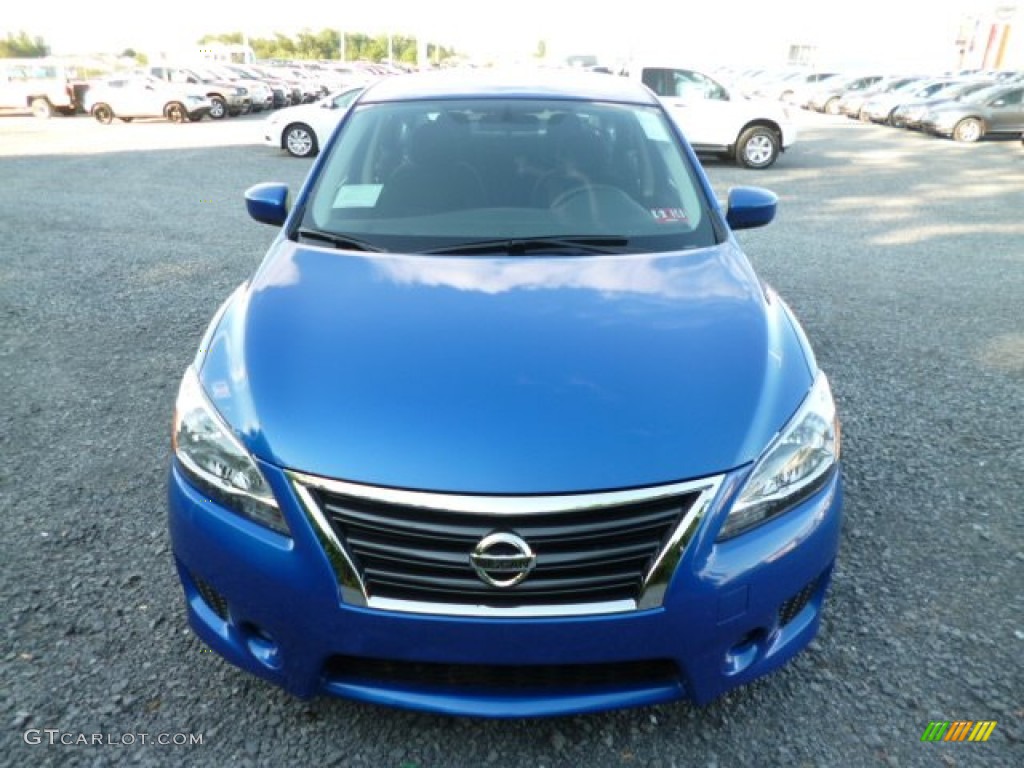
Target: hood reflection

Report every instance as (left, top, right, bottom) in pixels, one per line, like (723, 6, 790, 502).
(370, 248, 755, 302)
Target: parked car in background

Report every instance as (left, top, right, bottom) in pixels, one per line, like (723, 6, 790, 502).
(620, 63, 797, 168)
(788, 73, 846, 109)
(169, 69, 843, 717)
(147, 65, 249, 118)
(0, 58, 85, 117)
(84, 75, 212, 123)
(808, 75, 884, 114)
(263, 65, 323, 103)
(220, 63, 289, 109)
(861, 78, 958, 125)
(204, 64, 274, 113)
(838, 76, 923, 119)
(263, 84, 366, 157)
(921, 82, 1024, 141)
(755, 71, 840, 103)
(890, 79, 995, 129)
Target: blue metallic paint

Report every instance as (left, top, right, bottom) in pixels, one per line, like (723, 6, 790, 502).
(725, 187, 778, 231)
(169, 74, 843, 715)
(200, 242, 813, 494)
(244, 183, 289, 227)
(169, 459, 842, 715)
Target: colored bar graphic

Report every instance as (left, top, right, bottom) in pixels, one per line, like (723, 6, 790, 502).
(969, 721, 997, 742)
(921, 721, 997, 742)
(921, 721, 949, 741)
(945, 721, 973, 741)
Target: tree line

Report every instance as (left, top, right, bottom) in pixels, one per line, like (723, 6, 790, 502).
(198, 30, 457, 64)
(1, 32, 50, 58)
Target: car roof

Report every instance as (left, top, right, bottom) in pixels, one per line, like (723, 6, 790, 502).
(360, 69, 660, 106)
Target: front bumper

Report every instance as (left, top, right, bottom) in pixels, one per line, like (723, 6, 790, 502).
(263, 125, 282, 148)
(920, 117, 957, 136)
(168, 460, 842, 717)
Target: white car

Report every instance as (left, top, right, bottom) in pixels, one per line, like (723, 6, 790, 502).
(620, 63, 797, 169)
(84, 76, 212, 124)
(263, 85, 366, 157)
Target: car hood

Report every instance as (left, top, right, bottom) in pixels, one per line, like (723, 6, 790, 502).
(199, 241, 814, 494)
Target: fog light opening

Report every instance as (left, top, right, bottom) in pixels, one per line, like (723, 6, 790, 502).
(192, 573, 229, 622)
(779, 577, 820, 627)
(723, 629, 765, 676)
(241, 622, 283, 671)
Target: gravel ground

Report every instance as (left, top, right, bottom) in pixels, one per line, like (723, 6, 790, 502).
(2, 111, 1022, 767)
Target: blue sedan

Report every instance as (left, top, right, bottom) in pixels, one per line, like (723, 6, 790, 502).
(168, 70, 843, 717)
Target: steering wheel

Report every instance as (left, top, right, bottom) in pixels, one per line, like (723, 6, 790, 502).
(550, 184, 626, 209)
(549, 184, 651, 226)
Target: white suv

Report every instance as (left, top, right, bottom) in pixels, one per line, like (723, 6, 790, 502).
(0, 59, 81, 118)
(619, 64, 797, 169)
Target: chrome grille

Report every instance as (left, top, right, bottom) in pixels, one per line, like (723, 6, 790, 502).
(323, 493, 695, 606)
(290, 472, 723, 617)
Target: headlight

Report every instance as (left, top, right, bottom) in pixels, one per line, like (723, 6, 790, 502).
(172, 367, 289, 535)
(718, 373, 840, 540)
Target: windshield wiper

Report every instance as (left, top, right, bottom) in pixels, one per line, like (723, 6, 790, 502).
(423, 236, 630, 256)
(296, 228, 384, 252)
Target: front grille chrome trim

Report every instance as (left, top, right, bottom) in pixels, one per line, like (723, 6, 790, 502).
(291, 480, 368, 607)
(366, 595, 638, 617)
(288, 470, 724, 617)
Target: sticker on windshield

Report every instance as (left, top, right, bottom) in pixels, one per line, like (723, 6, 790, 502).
(650, 207, 689, 223)
(333, 184, 383, 208)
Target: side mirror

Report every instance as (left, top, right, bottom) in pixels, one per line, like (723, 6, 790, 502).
(245, 182, 289, 227)
(725, 186, 777, 230)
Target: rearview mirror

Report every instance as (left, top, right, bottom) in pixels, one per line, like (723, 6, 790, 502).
(725, 186, 777, 230)
(245, 182, 290, 227)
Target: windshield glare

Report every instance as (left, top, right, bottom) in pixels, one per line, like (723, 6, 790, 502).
(302, 98, 718, 254)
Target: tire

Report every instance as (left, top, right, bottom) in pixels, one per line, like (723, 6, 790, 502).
(208, 96, 227, 120)
(952, 117, 984, 143)
(824, 97, 841, 115)
(31, 98, 54, 119)
(92, 104, 114, 125)
(283, 123, 317, 158)
(735, 126, 780, 170)
(165, 102, 186, 124)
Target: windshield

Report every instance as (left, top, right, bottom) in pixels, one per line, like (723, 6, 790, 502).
(964, 84, 1016, 104)
(953, 81, 995, 99)
(300, 97, 718, 254)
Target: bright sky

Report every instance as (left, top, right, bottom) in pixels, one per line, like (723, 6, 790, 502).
(2, 0, 987, 69)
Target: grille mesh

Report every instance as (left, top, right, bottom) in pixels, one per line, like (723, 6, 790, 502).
(314, 488, 702, 608)
(193, 573, 229, 620)
(779, 578, 819, 626)
(324, 655, 680, 691)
